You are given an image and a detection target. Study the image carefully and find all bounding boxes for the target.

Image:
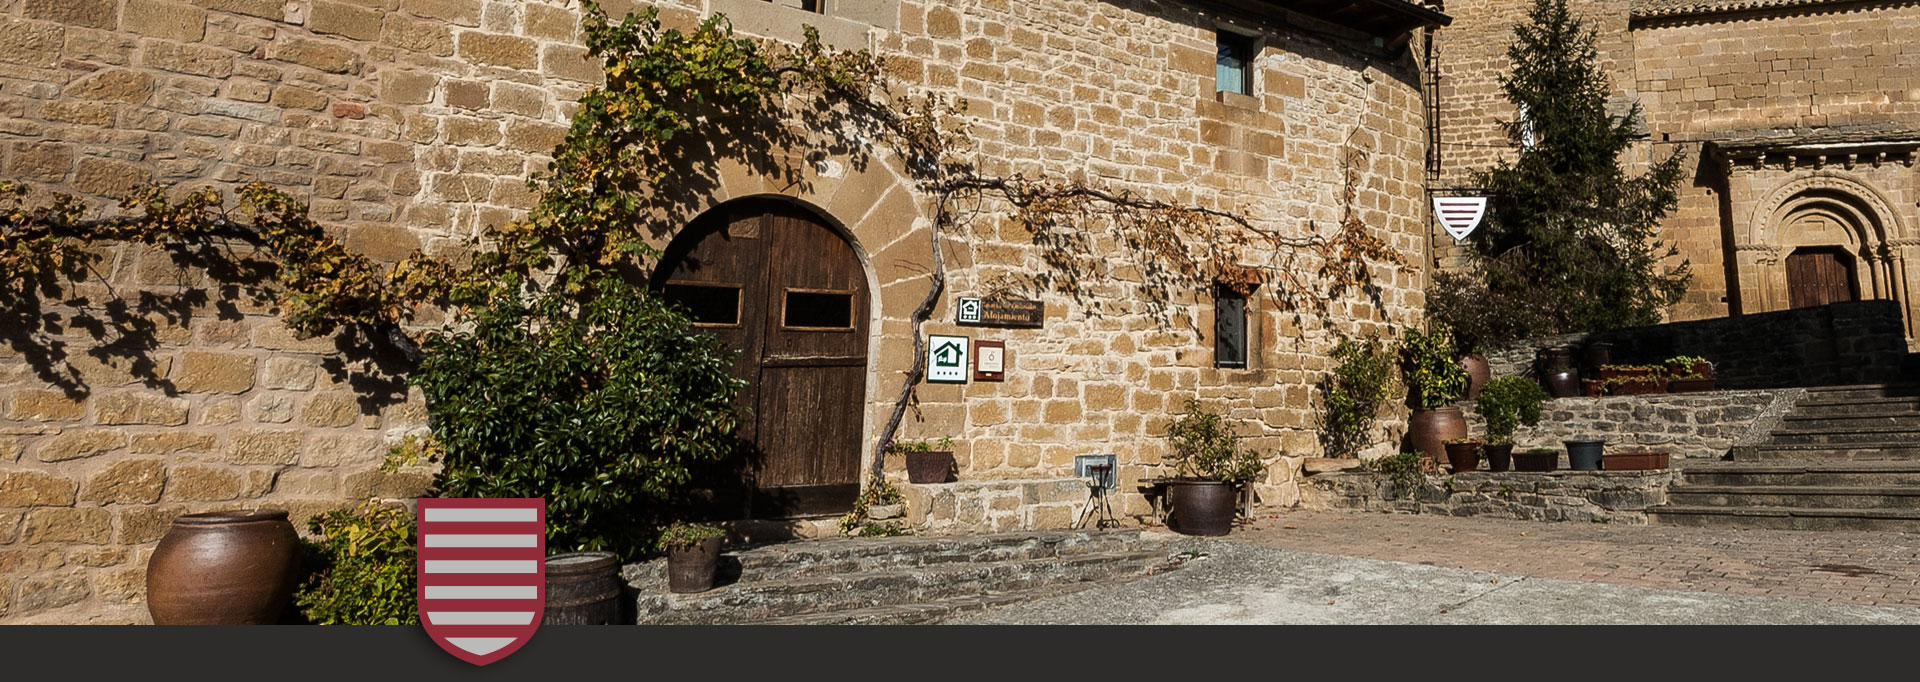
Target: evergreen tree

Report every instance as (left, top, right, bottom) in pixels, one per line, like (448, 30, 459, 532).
(1441, 0, 1689, 344)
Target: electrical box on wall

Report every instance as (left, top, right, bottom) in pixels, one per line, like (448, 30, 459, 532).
(1074, 454, 1118, 491)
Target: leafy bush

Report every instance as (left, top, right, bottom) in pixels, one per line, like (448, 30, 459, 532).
(1166, 399, 1266, 484)
(1478, 376, 1547, 444)
(295, 502, 418, 625)
(415, 275, 747, 560)
(1320, 334, 1397, 458)
(1399, 323, 1468, 410)
(1427, 269, 1556, 355)
(1368, 451, 1432, 499)
(883, 436, 954, 453)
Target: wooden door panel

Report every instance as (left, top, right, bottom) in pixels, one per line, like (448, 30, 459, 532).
(763, 210, 869, 361)
(751, 365, 864, 489)
(1787, 249, 1856, 309)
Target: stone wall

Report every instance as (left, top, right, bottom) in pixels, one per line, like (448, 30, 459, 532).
(1482, 301, 1912, 390)
(900, 478, 1088, 535)
(1302, 469, 1681, 524)
(0, 1, 1437, 623)
(1461, 389, 1796, 460)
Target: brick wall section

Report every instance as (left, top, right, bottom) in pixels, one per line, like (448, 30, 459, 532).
(1301, 468, 1681, 524)
(0, 1, 1436, 622)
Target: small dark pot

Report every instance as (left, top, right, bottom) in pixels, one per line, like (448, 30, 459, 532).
(1443, 442, 1481, 473)
(1513, 451, 1559, 472)
(1462, 354, 1491, 401)
(545, 551, 622, 625)
(1582, 343, 1613, 380)
(146, 510, 300, 625)
(1167, 480, 1237, 536)
(1565, 440, 1606, 471)
(905, 451, 955, 484)
(1407, 407, 1468, 467)
(1605, 451, 1670, 471)
(1483, 442, 1514, 472)
(1538, 346, 1575, 372)
(666, 537, 723, 594)
(1583, 379, 1604, 397)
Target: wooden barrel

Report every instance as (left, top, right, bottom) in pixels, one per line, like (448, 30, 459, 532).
(544, 551, 622, 625)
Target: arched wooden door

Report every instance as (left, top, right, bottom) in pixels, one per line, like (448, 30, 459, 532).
(1786, 247, 1859, 309)
(652, 199, 868, 518)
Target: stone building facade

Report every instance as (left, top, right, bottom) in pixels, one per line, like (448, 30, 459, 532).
(1431, 0, 1920, 340)
(0, 0, 1447, 623)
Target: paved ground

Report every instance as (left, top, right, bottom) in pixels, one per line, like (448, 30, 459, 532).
(953, 511, 1920, 625)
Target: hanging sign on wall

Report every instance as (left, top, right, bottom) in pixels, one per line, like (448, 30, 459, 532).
(1433, 197, 1489, 242)
(928, 335, 970, 384)
(956, 297, 1044, 328)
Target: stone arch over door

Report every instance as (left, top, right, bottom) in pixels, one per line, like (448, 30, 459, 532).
(1736, 171, 1917, 337)
(640, 152, 936, 516)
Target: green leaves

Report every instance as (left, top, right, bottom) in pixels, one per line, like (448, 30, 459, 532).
(1477, 376, 1546, 443)
(1165, 399, 1266, 484)
(416, 276, 746, 560)
(1321, 334, 1397, 458)
(294, 502, 418, 625)
(1399, 324, 1468, 410)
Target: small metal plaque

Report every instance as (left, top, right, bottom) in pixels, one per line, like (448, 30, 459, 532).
(973, 340, 1005, 382)
(956, 297, 1044, 328)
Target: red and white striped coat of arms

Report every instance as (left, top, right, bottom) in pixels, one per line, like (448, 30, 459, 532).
(415, 498, 546, 666)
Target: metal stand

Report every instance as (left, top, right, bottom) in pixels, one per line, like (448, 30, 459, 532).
(1074, 464, 1120, 530)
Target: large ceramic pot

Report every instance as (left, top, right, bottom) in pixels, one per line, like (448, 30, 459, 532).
(1582, 342, 1613, 380)
(905, 451, 956, 484)
(1166, 479, 1237, 536)
(666, 537, 722, 594)
(1565, 440, 1606, 471)
(1461, 354, 1491, 401)
(1538, 346, 1580, 398)
(1407, 407, 1468, 466)
(146, 509, 300, 625)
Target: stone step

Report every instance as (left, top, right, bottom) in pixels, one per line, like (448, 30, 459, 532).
(1763, 426, 1920, 446)
(1728, 443, 1920, 462)
(757, 587, 1084, 625)
(623, 530, 1149, 588)
(1789, 397, 1920, 417)
(1667, 485, 1920, 510)
(631, 549, 1172, 625)
(1778, 413, 1920, 430)
(1679, 462, 1920, 487)
(1649, 505, 1920, 532)
(1798, 384, 1920, 401)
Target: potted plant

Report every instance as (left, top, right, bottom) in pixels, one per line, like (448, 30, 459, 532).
(1513, 447, 1559, 472)
(1598, 364, 1665, 395)
(658, 522, 727, 594)
(1665, 355, 1715, 393)
(1564, 439, 1606, 471)
(1400, 323, 1470, 467)
(1163, 399, 1266, 537)
(838, 477, 909, 537)
(1442, 437, 1482, 473)
(1477, 376, 1546, 473)
(886, 436, 956, 484)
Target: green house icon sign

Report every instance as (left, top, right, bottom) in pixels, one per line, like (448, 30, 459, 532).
(933, 340, 965, 367)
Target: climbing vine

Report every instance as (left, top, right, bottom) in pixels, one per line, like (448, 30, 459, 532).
(0, 4, 1410, 490)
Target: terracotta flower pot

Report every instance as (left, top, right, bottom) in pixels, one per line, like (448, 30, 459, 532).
(1668, 377, 1716, 393)
(1407, 407, 1468, 466)
(1444, 441, 1481, 473)
(146, 509, 301, 625)
(1604, 451, 1670, 471)
(1462, 354, 1491, 401)
(904, 451, 955, 484)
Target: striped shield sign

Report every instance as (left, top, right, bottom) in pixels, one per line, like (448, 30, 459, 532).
(1433, 196, 1489, 242)
(415, 498, 546, 667)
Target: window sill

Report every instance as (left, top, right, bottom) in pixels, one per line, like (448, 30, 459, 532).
(1215, 90, 1262, 111)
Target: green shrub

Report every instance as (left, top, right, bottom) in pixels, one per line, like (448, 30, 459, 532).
(1399, 323, 1468, 410)
(295, 502, 418, 625)
(1368, 451, 1431, 499)
(1166, 399, 1266, 484)
(415, 275, 747, 560)
(1320, 333, 1397, 458)
(1478, 376, 1547, 444)
(656, 521, 727, 551)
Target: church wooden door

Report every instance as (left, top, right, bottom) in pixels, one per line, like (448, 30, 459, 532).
(1786, 247, 1858, 309)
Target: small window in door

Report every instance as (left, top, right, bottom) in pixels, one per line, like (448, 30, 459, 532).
(783, 289, 855, 330)
(662, 282, 742, 327)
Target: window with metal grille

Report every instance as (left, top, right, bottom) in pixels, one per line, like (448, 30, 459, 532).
(1214, 284, 1248, 368)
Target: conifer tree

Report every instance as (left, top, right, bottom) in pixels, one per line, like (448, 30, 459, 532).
(1438, 0, 1689, 344)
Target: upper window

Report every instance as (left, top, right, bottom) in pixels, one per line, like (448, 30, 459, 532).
(1214, 284, 1249, 368)
(764, 0, 823, 14)
(1216, 31, 1256, 96)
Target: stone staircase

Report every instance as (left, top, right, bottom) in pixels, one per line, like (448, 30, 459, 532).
(1653, 383, 1920, 531)
(621, 529, 1185, 624)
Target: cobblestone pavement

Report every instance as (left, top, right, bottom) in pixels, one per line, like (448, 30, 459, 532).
(1229, 510, 1920, 609)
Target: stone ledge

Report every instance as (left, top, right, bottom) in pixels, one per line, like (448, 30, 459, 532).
(902, 477, 1098, 535)
(1301, 469, 1682, 525)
